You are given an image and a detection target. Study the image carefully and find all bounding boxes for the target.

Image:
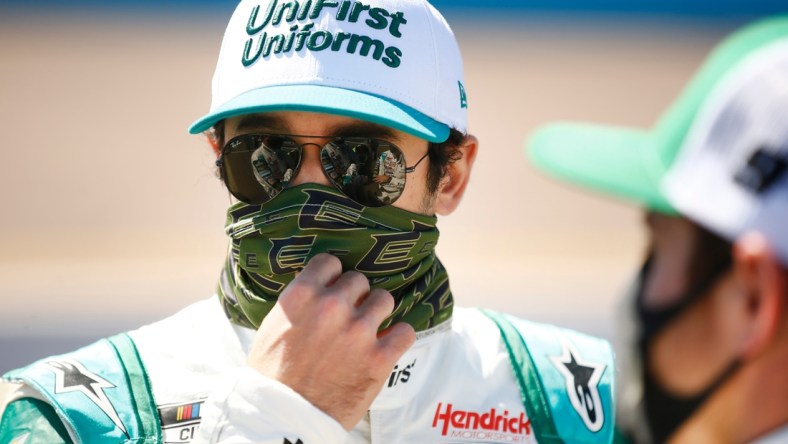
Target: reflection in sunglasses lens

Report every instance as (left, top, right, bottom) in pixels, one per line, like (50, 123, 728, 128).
(223, 135, 408, 207)
(320, 140, 407, 208)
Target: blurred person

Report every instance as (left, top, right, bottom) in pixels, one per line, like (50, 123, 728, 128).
(0, 1, 615, 443)
(528, 16, 788, 444)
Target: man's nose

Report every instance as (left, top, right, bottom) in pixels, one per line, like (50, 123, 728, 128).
(289, 142, 332, 187)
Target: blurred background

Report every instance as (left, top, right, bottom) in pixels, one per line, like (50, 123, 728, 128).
(1, 0, 786, 373)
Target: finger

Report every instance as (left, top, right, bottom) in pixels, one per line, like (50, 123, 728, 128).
(377, 322, 416, 359)
(357, 288, 395, 324)
(329, 271, 371, 306)
(297, 253, 343, 287)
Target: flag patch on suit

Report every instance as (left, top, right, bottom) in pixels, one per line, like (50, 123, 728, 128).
(158, 400, 205, 443)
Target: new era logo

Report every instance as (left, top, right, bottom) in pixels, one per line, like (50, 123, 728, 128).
(458, 81, 468, 109)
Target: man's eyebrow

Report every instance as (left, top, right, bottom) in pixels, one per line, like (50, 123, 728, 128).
(329, 121, 401, 142)
(235, 114, 402, 142)
(235, 114, 289, 132)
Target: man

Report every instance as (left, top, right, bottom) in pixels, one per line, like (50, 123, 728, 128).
(0, 1, 615, 443)
(528, 16, 788, 444)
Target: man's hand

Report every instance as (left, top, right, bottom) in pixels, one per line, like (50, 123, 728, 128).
(372, 175, 392, 184)
(246, 254, 416, 431)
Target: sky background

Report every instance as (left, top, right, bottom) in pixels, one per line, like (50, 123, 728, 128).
(1, 2, 786, 372)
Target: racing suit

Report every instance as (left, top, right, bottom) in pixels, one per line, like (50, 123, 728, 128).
(0, 296, 615, 443)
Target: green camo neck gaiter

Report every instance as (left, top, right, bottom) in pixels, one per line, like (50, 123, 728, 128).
(217, 183, 453, 332)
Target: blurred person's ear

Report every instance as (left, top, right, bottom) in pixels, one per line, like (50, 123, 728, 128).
(731, 231, 786, 359)
(434, 135, 478, 216)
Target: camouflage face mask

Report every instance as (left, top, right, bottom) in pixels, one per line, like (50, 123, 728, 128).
(217, 183, 453, 332)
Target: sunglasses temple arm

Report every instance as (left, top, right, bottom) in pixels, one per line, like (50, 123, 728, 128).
(404, 151, 430, 173)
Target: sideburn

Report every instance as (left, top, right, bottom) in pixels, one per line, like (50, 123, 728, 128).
(421, 130, 466, 213)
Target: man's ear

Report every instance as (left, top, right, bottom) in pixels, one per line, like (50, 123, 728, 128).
(433, 134, 478, 216)
(732, 231, 786, 359)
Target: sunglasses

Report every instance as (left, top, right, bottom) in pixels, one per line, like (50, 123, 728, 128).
(216, 133, 429, 207)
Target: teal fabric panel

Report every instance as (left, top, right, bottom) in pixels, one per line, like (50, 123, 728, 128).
(504, 314, 616, 444)
(482, 309, 564, 443)
(0, 397, 72, 443)
(3, 334, 160, 443)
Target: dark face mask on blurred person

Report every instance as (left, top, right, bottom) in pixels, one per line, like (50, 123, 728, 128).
(615, 216, 741, 444)
(631, 253, 739, 443)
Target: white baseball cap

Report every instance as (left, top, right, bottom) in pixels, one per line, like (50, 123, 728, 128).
(663, 36, 788, 264)
(528, 17, 788, 264)
(189, 0, 468, 143)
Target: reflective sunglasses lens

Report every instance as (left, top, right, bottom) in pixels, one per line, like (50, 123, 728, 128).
(223, 135, 301, 205)
(321, 139, 407, 207)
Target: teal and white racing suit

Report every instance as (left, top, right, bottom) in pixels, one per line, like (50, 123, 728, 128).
(1, 296, 616, 443)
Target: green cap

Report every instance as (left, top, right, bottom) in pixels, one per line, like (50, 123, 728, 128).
(526, 16, 788, 214)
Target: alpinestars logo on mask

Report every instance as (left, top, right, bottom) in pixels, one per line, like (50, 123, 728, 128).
(549, 339, 606, 432)
(48, 360, 127, 435)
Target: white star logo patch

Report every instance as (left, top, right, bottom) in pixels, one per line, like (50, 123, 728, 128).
(549, 339, 606, 432)
(48, 360, 127, 435)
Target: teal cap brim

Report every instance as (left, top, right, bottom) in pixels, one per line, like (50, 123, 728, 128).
(188, 84, 450, 143)
(527, 123, 677, 214)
